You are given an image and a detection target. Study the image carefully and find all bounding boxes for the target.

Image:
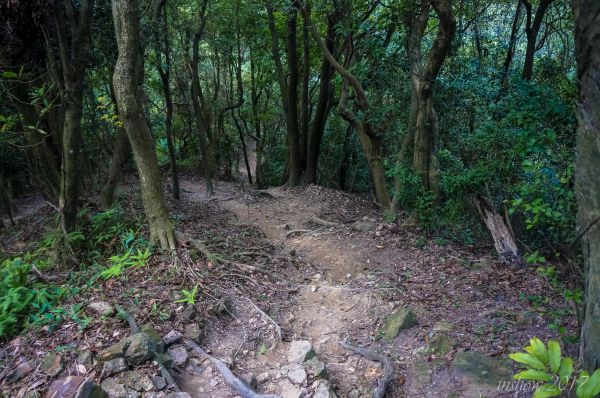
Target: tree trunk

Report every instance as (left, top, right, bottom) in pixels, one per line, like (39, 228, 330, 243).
(521, 0, 555, 80)
(305, 16, 335, 185)
(153, 0, 179, 200)
(285, 1, 302, 186)
(573, 0, 600, 372)
(10, 82, 61, 201)
(500, 0, 522, 91)
(410, 0, 455, 201)
(300, 7, 310, 171)
(112, 0, 175, 250)
(53, 1, 95, 232)
(100, 123, 129, 208)
(100, 68, 130, 208)
(189, 0, 215, 196)
(473, 196, 522, 265)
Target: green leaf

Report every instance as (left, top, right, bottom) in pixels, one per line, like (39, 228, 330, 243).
(514, 369, 553, 382)
(578, 369, 600, 398)
(558, 357, 573, 384)
(509, 352, 547, 371)
(1, 71, 18, 79)
(547, 340, 561, 373)
(532, 384, 561, 398)
(526, 337, 549, 363)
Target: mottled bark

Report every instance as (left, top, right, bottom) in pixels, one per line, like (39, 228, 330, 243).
(410, 0, 455, 199)
(501, 0, 522, 90)
(573, 0, 600, 372)
(52, 0, 95, 232)
(112, 0, 175, 250)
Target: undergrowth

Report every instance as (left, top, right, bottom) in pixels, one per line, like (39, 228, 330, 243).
(0, 205, 151, 340)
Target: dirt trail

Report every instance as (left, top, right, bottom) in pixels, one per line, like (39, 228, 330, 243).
(179, 177, 393, 397)
(174, 177, 568, 398)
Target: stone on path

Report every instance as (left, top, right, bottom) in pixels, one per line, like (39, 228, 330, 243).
(102, 358, 127, 377)
(287, 340, 313, 363)
(451, 351, 514, 397)
(87, 302, 115, 316)
(47, 376, 107, 398)
(382, 308, 417, 340)
(41, 352, 63, 377)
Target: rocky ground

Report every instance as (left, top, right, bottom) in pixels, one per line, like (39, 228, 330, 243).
(0, 174, 578, 398)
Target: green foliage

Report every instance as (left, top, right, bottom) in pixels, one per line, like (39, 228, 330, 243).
(99, 248, 151, 279)
(509, 338, 600, 398)
(175, 285, 199, 305)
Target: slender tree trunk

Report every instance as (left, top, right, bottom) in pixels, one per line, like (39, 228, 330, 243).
(188, 0, 215, 195)
(53, 1, 95, 232)
(300, 7, 310, 171)
(153, 0, 179, 200)
(112, 0, 175, 250)
(305, 16, 335, 185)
(573, 0, 600, 373)
(501, 0, 522, 90)
(100, 123, 129, 208)
(286, 1, 302, 186)
(10, 82, 61, 201)
(521, 0, 555, 80)
(410, 0, 456, 200)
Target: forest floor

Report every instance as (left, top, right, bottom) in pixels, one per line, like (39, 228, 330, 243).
(0, 174, 578, 398)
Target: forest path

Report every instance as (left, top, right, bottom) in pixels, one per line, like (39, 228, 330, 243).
(179, 177, 392, 397)
(176, 176, 544, 398)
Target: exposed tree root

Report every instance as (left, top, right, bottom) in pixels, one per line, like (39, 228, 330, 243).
(286, 229, 312, 238)
(309, 215, 338, 227)
(114, 304, 179, 391)
(184, 339, 281, 398)
(340, 341, 394, 398)
(246, 297, 282, 342)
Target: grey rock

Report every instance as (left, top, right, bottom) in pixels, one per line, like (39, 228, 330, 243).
(257, 372, 270, 384)
(153, 352, 173, 369)
(426, 334, 456, 355)
(6, 360, 33, 383)
(41, 353, 63, 377)
(348, 390, 360, 398)
(351, 221, 374, 232)
(287, 340, 313, 363)
(47, 376, 107, 398)
(152, 376, 166, 390)
(164, 393, 192, 398)
(24, 391, 41, 398)
(286, 363, 307, 385)
(144, 393, 166, 398)
(184, 323, 203, 343)
(162, 330, 183, 346)
(181, 305, 196, 321)
(278, 379, 302, 398)
(451, 351, 513, 386)
(305, 357, 328, 379)
(432, 321, 453, 333)
(239, 373, 257, 389)
(124, 333, 152, 365)
(141, 324, 165, 354)
(312, 380, 337, 398)
(100, 378, 127, 398)
(77, 350, 95, 370)
(88, 302, 115, 316)
(103, 358, 127, 377)
(168, 345, 188, 367)
(98, 340, 127, 364)
(382, 308, 417, 340)
(119, 370, 154, 392)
